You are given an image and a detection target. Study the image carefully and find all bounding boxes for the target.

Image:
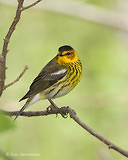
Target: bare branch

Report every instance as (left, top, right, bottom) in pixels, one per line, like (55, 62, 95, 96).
(1, 106, 128, 158)
(0, 0, 42, 97)
(0, 0, 24, 97)
(3, 65, 28, 90)
(21, 0, 42, 11)
(1, 1, 128, 32)
(69, 109, 128, 158)
(1, 0, 128, 158)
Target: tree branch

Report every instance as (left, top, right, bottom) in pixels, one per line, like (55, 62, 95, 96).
(0, 0, 24, 97)
(1, 0, 128, 158)
(3, 65, 28, 90)
(1, 106, 128, 158)
(1, 1, 128, 32)
(0, 0, 42, 97)
(21, 0, 42, 11)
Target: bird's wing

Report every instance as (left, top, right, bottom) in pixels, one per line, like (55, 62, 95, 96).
(20, 57, 67, 101)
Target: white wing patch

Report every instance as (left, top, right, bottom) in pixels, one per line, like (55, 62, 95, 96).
(51, 69, 67, 75)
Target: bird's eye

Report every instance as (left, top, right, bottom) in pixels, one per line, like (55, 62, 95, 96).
(66, 52, 71, 56)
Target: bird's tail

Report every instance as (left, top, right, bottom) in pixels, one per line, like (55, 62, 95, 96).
(13, 97, 33, 121)
(13, 102, 28, 121)
(14, 94, 40, 121)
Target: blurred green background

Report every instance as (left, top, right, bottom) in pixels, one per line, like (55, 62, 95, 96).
(0, 0, 128, 160)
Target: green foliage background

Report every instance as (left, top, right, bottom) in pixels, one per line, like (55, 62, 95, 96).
(0, 1, 128, 160)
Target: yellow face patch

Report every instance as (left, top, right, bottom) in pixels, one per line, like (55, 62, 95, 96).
(57, 50, 79, 65)
(67, 52, 75, 60)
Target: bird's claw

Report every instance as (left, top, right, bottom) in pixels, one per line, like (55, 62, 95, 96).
(60, 113, 68, 118)
(46, 106, 69, 118)
(59, 107, 69, 118)
(47, 105, 59, 118)
(47, 105, 57, 113)
(46, 105, 53, 113)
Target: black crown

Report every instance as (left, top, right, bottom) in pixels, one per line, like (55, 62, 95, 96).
(58, 45, 74, 52)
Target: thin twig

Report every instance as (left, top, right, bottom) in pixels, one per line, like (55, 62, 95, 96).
(0, 0, 24, 97)
(0, 0, 42, 97)
(3, 65, 28, 90)
(1, 106, 128, 158)
(68, 108, 128, 158)
(21, 0, 42, 11)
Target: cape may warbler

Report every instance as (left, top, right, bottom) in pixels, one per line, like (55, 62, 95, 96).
(14, 45, 82, 120)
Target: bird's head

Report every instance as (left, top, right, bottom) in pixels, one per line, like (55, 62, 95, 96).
(56, 45, 79, 65)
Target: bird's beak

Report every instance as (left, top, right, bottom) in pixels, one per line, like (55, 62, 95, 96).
(57, 53, 63, 56)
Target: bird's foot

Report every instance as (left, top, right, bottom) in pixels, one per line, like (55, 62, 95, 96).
(47, 105, 57, 112)
(46, 105, 69, 118)
(58, 107, 69, 118)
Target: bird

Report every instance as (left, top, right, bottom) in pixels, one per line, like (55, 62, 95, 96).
(14, 45, 82, 120)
